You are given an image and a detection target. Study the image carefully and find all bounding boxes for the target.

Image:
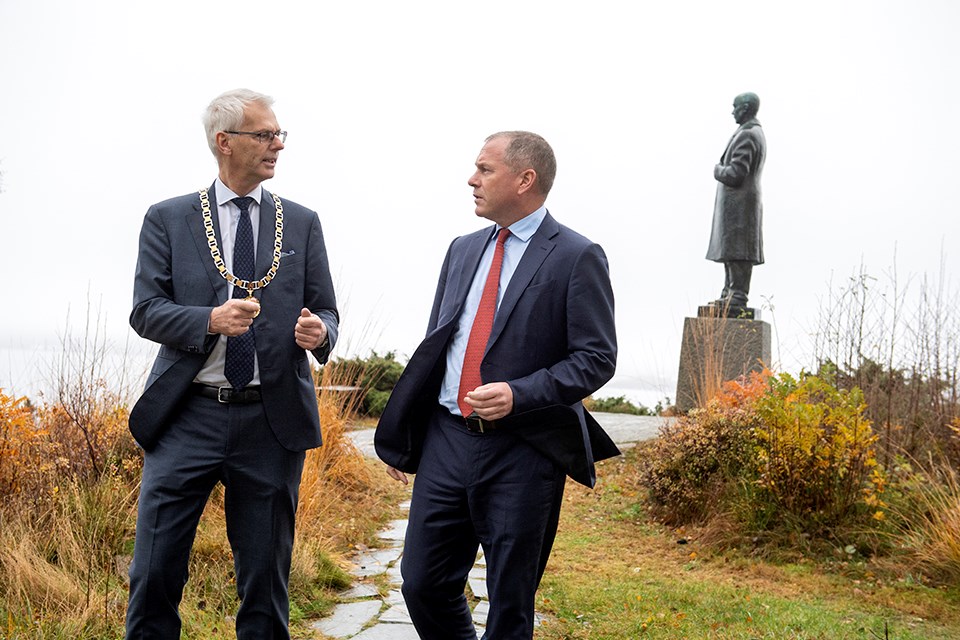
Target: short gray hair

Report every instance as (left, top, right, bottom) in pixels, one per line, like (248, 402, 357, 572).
(202, 89, 274, 156)
(486, 131, 557, 196)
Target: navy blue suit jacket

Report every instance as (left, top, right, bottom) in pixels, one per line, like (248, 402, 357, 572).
(375, 212, 618, 487)
(128, 185, 339, 452)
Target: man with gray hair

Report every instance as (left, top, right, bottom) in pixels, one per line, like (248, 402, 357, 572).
(376, 131, 618, 638)
(125, 89, 338, 639)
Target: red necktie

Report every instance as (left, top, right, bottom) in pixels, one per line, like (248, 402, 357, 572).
(458, 228, 511, 417)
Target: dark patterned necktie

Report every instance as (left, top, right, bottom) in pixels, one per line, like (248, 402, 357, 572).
(458, 228, 510, 416)
(224, 196, 256, 389)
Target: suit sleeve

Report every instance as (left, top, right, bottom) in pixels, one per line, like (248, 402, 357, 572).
(508, 243, 617, 412)
(130, 206, 215, 353)
(304, 213, 340, 365)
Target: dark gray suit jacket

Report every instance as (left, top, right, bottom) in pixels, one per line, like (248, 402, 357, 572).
(375, 212, 619, 487)
(128, 184, 339, 451)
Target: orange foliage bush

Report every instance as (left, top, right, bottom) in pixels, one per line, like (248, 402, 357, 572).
(0, 389, 43, 500)
(639, 371, 769, 524)
(0, 382, 139, 512)
(641, 368, 887, 540)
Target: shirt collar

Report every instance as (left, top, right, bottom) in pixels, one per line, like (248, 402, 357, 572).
(215, 177, 263, 207)
(501, 205, 547, 242)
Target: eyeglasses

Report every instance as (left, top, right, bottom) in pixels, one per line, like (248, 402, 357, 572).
(224, 130, 287, 144)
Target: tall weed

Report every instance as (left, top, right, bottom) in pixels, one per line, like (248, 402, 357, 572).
(884, 455, 960, 583)
(812, 260, 959, 466)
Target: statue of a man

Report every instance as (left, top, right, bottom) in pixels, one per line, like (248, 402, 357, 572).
(706, 92, 765, 309)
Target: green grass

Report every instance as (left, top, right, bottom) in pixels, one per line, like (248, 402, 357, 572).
(535, 449, 960, 640)
(539, 567, 941, 638)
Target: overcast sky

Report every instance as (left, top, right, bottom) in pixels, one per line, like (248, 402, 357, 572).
(1, 0, 958, 405)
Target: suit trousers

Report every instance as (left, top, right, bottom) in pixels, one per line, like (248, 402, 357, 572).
(401, 406, 566, 640)
(125, 392, 305, 640)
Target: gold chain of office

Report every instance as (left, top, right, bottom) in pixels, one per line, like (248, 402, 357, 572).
(199, 188, 284, 297)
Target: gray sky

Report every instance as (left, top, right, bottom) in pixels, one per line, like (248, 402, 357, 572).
(1, 0, 958, 405)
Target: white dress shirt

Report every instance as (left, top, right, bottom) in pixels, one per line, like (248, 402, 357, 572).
(194, 178, 263, 388)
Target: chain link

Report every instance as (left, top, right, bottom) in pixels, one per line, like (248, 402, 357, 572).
(199, 188, 284, 296)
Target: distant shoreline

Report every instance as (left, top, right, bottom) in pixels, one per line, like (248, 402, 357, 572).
(1, 342, 674, 410)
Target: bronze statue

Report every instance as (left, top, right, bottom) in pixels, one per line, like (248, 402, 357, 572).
(706, 92, 765, 309)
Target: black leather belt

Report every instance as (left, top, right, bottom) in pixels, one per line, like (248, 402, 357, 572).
(192, 384, 262, 404)
(464, 415, 499, 433)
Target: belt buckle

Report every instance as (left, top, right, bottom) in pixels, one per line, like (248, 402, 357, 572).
(465, 416, 492, 433)
(217, 387, 231, 404)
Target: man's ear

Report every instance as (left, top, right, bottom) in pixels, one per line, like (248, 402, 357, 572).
(516, 168, 538, 195)
(215, 131, 233, 156)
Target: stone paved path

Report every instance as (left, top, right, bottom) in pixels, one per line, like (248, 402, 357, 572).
(310, 413, 672, 639)
(310, 501, 495, 639)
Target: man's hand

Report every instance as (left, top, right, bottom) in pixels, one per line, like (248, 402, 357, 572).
(463, 382, 513, 420)
(295, 308, 328, 350)
(208, 299, 260, 336)
(386, 466, 408, 485)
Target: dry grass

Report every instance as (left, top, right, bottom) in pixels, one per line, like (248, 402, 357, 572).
(0, 471, 136, 637)
(885, 457, 960, 584)
(0, 347, 402, 638)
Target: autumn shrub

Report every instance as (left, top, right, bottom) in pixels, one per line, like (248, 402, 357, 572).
(640, 369, 887, 542)
(0, 389, 44, 501)
(36, 393, 139, 483)
(0, 384, 139, 514)
(751, 368, 886, 534)
(640, 371, 767, 524)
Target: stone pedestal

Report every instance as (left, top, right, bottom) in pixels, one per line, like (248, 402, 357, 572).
(675, 308, 771, 413)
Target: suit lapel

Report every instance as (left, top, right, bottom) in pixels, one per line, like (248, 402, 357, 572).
(486, 213, 558, 348)
(187, 182, 229, 303)
(256, 189, 276, 287)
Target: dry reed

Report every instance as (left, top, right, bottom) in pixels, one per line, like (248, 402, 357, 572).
(0, 330, 403, 636)
(885, 456, 960, 583)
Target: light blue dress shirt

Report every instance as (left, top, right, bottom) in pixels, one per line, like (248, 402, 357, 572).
(439, 206, 548, 415)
